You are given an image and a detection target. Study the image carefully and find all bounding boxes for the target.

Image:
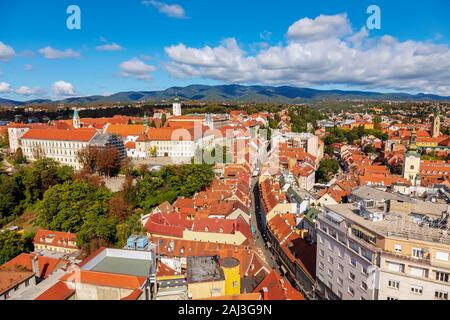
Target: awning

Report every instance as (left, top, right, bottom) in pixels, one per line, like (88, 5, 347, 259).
(352, 224, 376, 239)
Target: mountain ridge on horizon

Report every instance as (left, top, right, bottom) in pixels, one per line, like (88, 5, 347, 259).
(1, 84, 449, 107)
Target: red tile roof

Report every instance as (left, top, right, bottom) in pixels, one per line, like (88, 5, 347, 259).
(0, 270, 35, 295)
(0, 253, 68, 279)
(22, 128, 97, 142)
(35, 280, 75, 300)
(60, 270, 146, 290)
(105, 124, 146, 138)
(33, 229, 78, 250)
(254, 270, 304, 300)
(145, 212, 193, 238)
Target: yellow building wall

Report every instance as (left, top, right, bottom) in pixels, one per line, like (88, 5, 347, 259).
(188, 280, 225, 300)
(382, 237, 450, 268)
(35, 244, 79, 254)
(222, 265, 240, 296)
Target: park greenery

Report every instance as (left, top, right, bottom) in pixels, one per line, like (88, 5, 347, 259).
(323, 126, 388, 146)
(316, 159, 340, 184)
(0, 157, 215, 259)
(289, 107, 324, 133)
(0, 230, 34, 265)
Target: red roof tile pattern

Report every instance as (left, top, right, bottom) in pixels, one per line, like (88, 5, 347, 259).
(22, 128, 97, 142)
(254, 270, 304, 300)
(33, 229, 78, 250)
(35, 281, 75, 300)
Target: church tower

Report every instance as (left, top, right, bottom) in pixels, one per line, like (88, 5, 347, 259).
(403, 128, 421, 186)
(432, 106, 441, 138)
(173, 97, 182, 117)
(205, 113, 214, 129)
(73, 108, 81, 129)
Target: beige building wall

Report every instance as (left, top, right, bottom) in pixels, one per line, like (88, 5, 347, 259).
(188, 280, 225, 300)
(266, 203, 297, 222)
(34, 243, 79, 254)
(378, 237, 450, 300)
(70, 283, 136, 300)
(182, 230, 247, 246)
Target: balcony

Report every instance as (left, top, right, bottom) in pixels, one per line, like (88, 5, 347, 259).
(383, 250, 431, 266)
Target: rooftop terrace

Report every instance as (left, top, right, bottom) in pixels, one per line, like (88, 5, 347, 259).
(187, 256, 225, 284)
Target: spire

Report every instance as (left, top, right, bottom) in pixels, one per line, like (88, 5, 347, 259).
(143, 113, 149, 127)
(73, 108, 81, 129)
(409, 127, 418, 152)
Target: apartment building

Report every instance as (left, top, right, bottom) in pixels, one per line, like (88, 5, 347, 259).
(317, 193, 450, 300)
(316, 204, 381, 300)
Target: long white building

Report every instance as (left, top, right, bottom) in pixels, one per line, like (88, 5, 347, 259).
(20, 128, 99, 170)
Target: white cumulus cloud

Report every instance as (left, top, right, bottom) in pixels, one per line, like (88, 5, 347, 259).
(142, 0, 186, 19)
(164, 14, 450, 95)
(15, 86, 43, 96)
(287, 13, 352, 42)
(52, 81, 77, 97)
(39, 47, 80, 59)
(120, 58, 156, 81)
(0, 82, 12, 93)
(96, 43, 124, 52)
(0, 41, 15, 61)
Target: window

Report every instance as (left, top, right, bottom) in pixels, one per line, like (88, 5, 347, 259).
(348, 287, 355, 296)
(328, 269, 334, 278)
(387, 262, 404, 273)
(337, 264, 344, 272)
(435, 291, 448, 300)
(337, 277, 343, 287)
(436, 251, 449, 262)
(350, 257, 357, 267)
(410, 266, 427, 278)
(412, 248, 424, 259)
(435, 271, 450, 283)
(410, 285, 423, 295)
(337, 249, 343, 258)
(319, 261, 324, 270)
(328, 256, 334, 265)
(337, 290, 343, 299)
(349, 272, 356, 282)
(388, 280, 400, 290)
(331, 230, 337, 239)
(362, 266, 369, 276)
(361, 281, 368, 292)
(319, 249, 325, 257)
(350, 241, 359, 254)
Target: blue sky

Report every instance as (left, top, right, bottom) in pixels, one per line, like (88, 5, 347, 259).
(0, 0, 449, 100)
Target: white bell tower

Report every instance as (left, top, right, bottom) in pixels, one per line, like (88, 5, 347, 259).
(173, 97, 182, 116)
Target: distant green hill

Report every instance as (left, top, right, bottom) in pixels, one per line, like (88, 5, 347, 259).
(1, 84, 449, 107)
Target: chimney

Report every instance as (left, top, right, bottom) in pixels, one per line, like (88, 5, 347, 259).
(32, 255, 40, 277)
(262, 287, 269, 300)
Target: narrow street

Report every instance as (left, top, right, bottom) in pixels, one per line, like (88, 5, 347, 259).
(249, 163, 279, 272)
